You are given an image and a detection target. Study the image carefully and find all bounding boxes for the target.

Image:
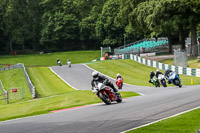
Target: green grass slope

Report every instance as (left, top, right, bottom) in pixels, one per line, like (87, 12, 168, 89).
(27, 67, 74, 97)
(87, 59, 200, 86)
(0, 68, 32, 104)
(127, 108, 200, 133)
(0, 50, 100, 67)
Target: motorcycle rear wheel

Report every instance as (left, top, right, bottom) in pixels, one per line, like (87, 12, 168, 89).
(99, 92, 111, 105)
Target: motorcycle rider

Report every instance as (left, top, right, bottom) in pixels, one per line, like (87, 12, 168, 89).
(149, 71, 155, 84)
(165, 68, 173, 84)
(57, 58, 62, 66)
(155, 69, 163, 78)
(57, 58, 60, 64)
(116, 73, 122, 80)
(91, 71, 119, 94)
(116, 73, 123, 89)
(67, 59, 71, 67)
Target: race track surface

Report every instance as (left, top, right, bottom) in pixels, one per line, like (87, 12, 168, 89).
(0, 64, 200, 133)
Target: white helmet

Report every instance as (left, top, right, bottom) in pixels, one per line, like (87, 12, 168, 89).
(117, 73, 120, 77)
(156, 69, 159, 72)
(92, 71, 99, 80)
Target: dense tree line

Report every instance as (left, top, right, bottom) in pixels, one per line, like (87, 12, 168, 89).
(0, 0, 200, 55)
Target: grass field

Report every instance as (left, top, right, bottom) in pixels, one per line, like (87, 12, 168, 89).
(161, 57, 200, 68)
(27, 67, 74, 97)
(0, 68, 32, 104)
(0, 50, 101, 67)
(127, 107, 200, 133)
(87, 59, 200, 86)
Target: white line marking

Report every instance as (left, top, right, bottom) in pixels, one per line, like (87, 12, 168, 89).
(84, 64, 137, 87)
(49, 67, 78, 90)
(121, 106, 200, 133)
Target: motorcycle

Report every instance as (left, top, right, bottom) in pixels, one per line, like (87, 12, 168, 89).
(116, 77, 123, 89)
(92, 81, 122, 105)
(67, 60, 71, 67)
(167, 72, 182, 88)
(151, 76, 160, 87)
(157, 74, 167, 87)
(57, 61, 62, 66)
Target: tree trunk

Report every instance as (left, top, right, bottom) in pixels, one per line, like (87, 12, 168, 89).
(179, 24, 185, 50)
(191, 19, 198, 56)
(9, 35, 13, 53)
(22, 43, 25, 50)
(167, 34, 172, 54)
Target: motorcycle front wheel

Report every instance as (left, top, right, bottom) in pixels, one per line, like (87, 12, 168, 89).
(99, 92, 111, 105)
(162, 80, 167, 87)
(116, 94, 122, 103)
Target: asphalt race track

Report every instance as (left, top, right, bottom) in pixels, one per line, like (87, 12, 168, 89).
(0, 64, 200, 133)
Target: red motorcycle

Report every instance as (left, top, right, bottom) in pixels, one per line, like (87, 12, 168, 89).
(92, 81, 122, 105)
(116, 77, 123, 89)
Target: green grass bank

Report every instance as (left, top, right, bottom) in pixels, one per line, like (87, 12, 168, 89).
(0, 68, 32, 104)
(87, 59, 200, 86)
(0, 50, 101, 67)
(127, 107, 200, 133)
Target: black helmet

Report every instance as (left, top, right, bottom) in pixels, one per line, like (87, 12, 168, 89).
(151, 71, 155, 75)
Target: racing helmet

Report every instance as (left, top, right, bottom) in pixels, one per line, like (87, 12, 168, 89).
(92, 71, 99, 80)
(165, 68, 169, 72)
(156, 69, 160, 72)
(117, 73, 120, 77)
(151, 71, 155, 75)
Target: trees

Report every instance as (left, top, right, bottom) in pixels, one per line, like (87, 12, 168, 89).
(96, 0, 125, 47)
(40, 0, 79, 51)
(0, 0, 42, 53)
(0, 0, 199, 54)
(185, 0, 200, 56)
(117, 0, 200, 55)
(79, 0, 107, 49)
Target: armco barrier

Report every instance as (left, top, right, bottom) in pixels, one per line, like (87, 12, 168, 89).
(0, 64, 35, 98)
(127, 54, 200, 77)
(0, 80, 9, 103)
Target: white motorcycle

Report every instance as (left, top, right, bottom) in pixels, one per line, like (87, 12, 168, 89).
(67, 60, 71, 67)
(157, 74, 167, 87)
(57, 61, 62, 66)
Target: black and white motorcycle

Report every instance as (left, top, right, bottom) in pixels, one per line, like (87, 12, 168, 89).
(57, 60, 62, 66)
(157, 74, 167, 87)
(67, 60, 71, 67)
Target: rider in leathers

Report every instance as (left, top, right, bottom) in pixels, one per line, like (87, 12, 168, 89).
(91, 71, 118, 94)
(155, 69, 163, 78)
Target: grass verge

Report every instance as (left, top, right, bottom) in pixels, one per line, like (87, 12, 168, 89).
(0, 50, 100, 67)
(127, 107, 200, 133)
(0, 90, 139, 121)
(0, 68, 32, 104)
(27, 67, 74, 97)
(87, 59, 200, 86)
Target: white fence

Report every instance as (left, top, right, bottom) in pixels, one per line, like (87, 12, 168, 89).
(123, 54, 200, 77)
